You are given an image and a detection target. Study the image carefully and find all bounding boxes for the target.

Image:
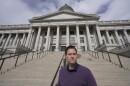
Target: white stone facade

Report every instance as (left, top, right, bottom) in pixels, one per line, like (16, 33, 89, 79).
(0, 4, 130, 53)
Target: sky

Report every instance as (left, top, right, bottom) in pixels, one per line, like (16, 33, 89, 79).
(0, 0, 130, 25)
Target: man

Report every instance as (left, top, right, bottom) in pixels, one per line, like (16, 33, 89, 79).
(57, 45, 97, 86)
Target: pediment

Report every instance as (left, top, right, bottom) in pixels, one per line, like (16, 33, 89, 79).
(43, 13, 84, 20)
(29, 11, 100, 22)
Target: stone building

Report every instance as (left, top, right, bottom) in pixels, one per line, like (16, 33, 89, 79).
(0, 4, 130, 53)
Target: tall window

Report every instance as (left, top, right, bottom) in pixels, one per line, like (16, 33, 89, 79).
(53, 31, 56, 35)
(111, 39, 114, 44)
(80, 37, 84, 43)
(70, 37, 75, 43)
(53, 38, 56, 44)
(70, 31, 74, 35)
(62, 31, 66, 35)
(61, 37, 66, 44)
(80, 31, 83, 35)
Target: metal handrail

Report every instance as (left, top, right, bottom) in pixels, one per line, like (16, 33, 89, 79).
(51, 54, 65, 86)
(86, 50, 129, 71)
(0, 50, 51, 72)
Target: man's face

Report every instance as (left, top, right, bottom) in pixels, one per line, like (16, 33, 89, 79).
(66, 48, 77, 65)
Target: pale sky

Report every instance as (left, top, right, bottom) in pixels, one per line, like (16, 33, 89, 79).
(0, 0, 130, 25)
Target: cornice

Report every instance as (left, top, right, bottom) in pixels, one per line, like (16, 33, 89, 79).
(98, 20, 130, 26)
(0, 24, 30, 29)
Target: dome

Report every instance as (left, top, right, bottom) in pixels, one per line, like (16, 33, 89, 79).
(58, 4, 74, 12)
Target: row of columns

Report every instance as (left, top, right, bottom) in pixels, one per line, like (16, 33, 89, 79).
(0, 33, 28, 49)
(0, 24, 102, 51)
(0, 24, 129, 51)
(103, 29, 130, 45)
(32, 24, 92, 51)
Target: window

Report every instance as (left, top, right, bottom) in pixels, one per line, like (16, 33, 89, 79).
(101, 33, 103, 36)
(52, 46, 55, 51)
(111, 39, 114, 44)
(62, 31, 66, 35)
(91, 37, 93, 43)
(70, 37, 75, 43)
(80, 31, 83, 35)
(70, 31, 74, 35)
(45, 32, 47, 35)
(120, 39, 123, 44)
(44, 39, 46, 43)
(102, 40, 105, 44)
(53, 31, 56, 35)
(0, 42, 3, 46)
(109, 33, 112, 36)
(53, 38, 56, 44)
(80, 37, 84, 43)
(61, 37, 66, 44)
(81, 46, 85, 51)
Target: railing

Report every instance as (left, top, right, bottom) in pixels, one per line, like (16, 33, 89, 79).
(99, 20, 130, 23)
(0, 50, 52, 74)
(51, 54, 65, 86)
(94, 42, 105, 51)
(0, 24, 30, 28)
(109, 43, 130, 52)
(85, 50, 130, 71)
(0, 42, 31, 54)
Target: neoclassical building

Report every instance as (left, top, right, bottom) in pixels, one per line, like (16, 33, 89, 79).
(0, 4, 130, 53)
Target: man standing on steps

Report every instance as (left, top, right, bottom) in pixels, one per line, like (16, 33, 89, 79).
(57, 45, 97, 86)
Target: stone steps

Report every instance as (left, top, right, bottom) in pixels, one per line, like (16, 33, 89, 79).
(78, 52, 130, 86)
(0, 52, 64, 86)
(0, 51, 130, 86)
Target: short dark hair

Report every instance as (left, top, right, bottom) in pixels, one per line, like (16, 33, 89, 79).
(65, 45, 77, 55)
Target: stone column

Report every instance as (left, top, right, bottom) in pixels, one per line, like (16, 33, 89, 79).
(96, 24, 102, 45)
(40, 32, 45, 51)
(0, 34, 4, 46)
(106, 30, 111, 44)
(21, 33, 26, 45)
(114, 30, 121, 45)
(66, 25, 70, 47)
(45, 26, 50, 51)
(25, 27, 32, 47)
(86, 24, 91, 50)
(76, 24, 81, 51)
(12, 33, 18, 46)
(55, 26, 60, 51)
(34, 26, 41, 51)
(124, 30, 130, 43)
(4, 33, 11, 49)
(23, 34, 27, 46)
(28, 32, 33, 49)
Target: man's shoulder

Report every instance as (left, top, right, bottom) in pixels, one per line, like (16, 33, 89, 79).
(78, 64, 91, 73)
(59, 66, 67, 72)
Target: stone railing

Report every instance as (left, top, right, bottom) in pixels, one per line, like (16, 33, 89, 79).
(0, 24, 30, 28)
(99, 20, 130, 23)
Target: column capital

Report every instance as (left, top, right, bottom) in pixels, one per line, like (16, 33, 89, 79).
(76, 24, 79, 26)
(38, 26, 42, 28)
(123, 29, 127, 31)
(56, 25, 60, 28)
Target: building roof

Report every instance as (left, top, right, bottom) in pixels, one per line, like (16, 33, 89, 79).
(29, 4, 100, 23)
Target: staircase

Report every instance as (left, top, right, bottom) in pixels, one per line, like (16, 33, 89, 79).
(0, 52, 64, 86)
(0, 51, 130, 86)
(78, 52, 130, 86)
